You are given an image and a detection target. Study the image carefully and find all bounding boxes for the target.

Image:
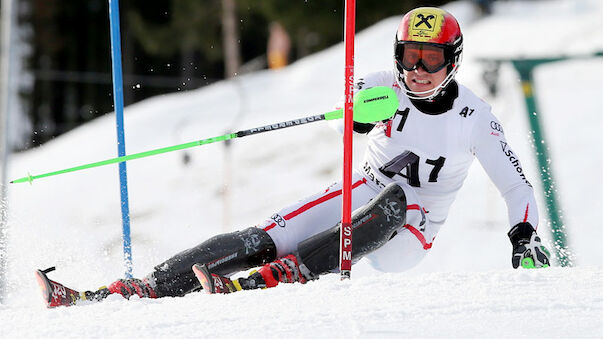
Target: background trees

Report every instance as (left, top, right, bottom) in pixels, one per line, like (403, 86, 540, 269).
(17, 0, 446, 148)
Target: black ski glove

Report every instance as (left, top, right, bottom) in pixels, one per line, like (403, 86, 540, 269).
(508, 222, 550, 269)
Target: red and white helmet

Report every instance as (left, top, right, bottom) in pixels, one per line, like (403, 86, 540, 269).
(394, 7, 463, 100)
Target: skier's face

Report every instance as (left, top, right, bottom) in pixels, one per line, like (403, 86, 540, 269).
(403, 66, 447, 97)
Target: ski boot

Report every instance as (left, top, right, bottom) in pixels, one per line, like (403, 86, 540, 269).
(107, 278, 158, 299)
(193, 254, 314, 294)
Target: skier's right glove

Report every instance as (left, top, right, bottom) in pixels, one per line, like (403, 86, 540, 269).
(508, 222, 551, 269)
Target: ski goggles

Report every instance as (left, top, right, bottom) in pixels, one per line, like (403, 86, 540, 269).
(395, 42, 451, 74)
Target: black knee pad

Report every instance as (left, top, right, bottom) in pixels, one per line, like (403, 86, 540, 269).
(296, 183, 407, 276)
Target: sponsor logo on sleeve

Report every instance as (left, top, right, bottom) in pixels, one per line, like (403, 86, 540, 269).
(490, 121, 504, 136)
(500, 141, 532, 187)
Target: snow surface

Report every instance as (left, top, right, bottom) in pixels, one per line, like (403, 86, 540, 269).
(2, 0, 603, 337)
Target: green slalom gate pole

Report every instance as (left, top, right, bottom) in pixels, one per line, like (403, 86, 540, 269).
(511, 59, 571, 267)
(11, 86, 398, 185)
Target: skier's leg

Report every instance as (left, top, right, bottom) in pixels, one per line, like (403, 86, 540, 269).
(364, 186, 439, 272)
(145, 227, 277, 297)
(102, 227, 277, 299)
(105, 175, 372, 299)
(107, 173, 375, 299)
(260, 173, 376, 258)
(230, 182, 410, 290)
(196, 173, 378, 293)
(248, 174, 377, 288)
(295, 182, 408, 276)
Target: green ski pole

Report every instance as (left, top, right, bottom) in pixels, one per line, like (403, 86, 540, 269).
(11, 86, 398, 184)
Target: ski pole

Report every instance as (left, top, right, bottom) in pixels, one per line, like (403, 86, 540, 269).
(11, 86, 398, 184)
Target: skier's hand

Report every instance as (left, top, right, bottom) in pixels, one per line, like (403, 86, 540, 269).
(508, 222, 550, 269)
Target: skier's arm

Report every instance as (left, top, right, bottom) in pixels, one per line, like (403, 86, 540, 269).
(471, 111, 539, 227)
(470, 110, 550, 268)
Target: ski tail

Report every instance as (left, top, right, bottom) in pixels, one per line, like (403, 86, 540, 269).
(35, 267, 84, 308)
(192, 264, 241, 294)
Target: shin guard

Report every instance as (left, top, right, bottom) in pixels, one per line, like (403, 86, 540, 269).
(296, 182, 407, 276)
(148, 227, 277, 297)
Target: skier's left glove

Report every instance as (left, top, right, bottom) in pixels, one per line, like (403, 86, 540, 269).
(508, 222, 551, 269)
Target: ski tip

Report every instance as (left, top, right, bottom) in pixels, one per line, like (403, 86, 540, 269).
(41, 266, 57, 274)
(34, 269, 53, 307)
(34, 267, 83, 308)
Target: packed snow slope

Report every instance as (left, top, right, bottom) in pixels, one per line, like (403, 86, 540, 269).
(3, 0, 603, 337)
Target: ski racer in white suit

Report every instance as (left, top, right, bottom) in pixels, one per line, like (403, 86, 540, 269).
(262, 68, 541, 273)
(254, 7, 550, 278)
(79, 7, 551, 300)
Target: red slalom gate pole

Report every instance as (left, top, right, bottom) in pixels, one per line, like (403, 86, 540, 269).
(340, 0, 356, 280)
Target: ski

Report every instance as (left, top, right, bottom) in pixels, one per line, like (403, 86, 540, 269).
(192, 263, 240, 294)
(35, 267, 83, 308)
(35, 267, 108, 308)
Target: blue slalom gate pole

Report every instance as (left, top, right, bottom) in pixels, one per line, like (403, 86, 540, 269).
(108, 0, 133, 278)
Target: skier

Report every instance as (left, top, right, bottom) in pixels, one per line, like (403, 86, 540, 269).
(38, 7, 550, 306)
